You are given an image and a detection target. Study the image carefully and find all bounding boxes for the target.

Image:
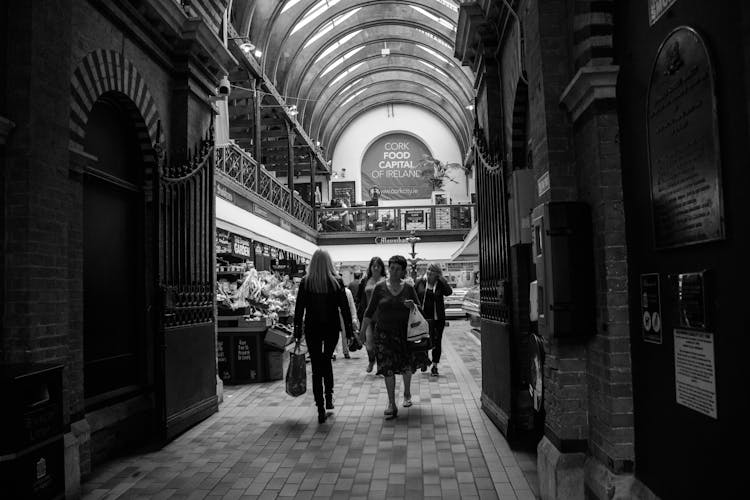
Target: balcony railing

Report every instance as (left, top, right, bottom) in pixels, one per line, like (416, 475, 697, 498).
(215, 143, 314, 228)
(318, 204, 476, 233)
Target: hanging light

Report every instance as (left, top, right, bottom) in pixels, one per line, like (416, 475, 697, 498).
(239, 42, 256, 53)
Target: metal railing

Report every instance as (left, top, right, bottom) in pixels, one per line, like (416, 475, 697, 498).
(317, 204, 476, 233)
(215, 143, 314, 228)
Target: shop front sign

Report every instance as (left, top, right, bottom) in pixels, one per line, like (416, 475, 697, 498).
(647, 27, 724, 249)
(232, 235, 251, 257)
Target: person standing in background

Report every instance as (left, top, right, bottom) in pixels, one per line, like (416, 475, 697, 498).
(414, 262, 453, 376)
(293, 250, 354, 423)
(347, 270, 362, 297)
(355, 257, 386, 373)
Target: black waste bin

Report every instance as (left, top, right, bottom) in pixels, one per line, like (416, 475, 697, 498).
(0, 364, 64, 500)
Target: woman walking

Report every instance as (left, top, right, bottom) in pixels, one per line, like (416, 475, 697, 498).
(293, 249, 354, 423)
(354, 256, 386, 373)
(414, 263, 453, 376)
(360, 255, 430, 418)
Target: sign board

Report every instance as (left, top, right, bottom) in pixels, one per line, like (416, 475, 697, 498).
(649, 0, 677, 26)
(674, 271, 707, 330)
(232, 235, 251, 257)
(537, 171, 550, 197)
(674, 329, 717, 419)
(216, 184, 234, 202)
(216, 229, 232, 254)
(640, 273, 662, 344)
(647, 27, 724, 249)
(331, 181, 356, 204)
(361, 133, 433, 200)
(405, 209, 425, 230)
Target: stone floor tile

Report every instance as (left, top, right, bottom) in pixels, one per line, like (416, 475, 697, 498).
(81, 321, 539, 500)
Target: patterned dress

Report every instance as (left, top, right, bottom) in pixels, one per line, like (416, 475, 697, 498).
(364, 281, 430, 375)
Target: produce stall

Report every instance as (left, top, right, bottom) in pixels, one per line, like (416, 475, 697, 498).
(216, 264, 298, 385)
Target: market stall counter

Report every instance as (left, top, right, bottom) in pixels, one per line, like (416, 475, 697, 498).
(216, 266, 298, 385)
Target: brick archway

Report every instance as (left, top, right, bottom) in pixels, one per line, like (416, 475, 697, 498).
(70, 50, 164, 161)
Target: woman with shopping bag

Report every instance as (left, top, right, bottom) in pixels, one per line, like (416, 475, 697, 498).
(293, 249, 354, 423)
(414, 262, 453, 376)
(360, 255, 430, 419)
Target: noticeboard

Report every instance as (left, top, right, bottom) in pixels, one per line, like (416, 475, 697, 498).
(331, 181, 356, 204)
(647, 27, 724, 249)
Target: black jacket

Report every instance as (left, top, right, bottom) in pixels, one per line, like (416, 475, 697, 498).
(414, 277, 453, 322)
(294, 277, 353, 339)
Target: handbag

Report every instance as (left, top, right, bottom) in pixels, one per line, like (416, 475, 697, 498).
(285, 341, 307, 397)
(406, 306, 432, 351)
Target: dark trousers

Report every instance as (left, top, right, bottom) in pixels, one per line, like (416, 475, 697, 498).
(428, 319, 445, 364)
(306, 330, 339, 407)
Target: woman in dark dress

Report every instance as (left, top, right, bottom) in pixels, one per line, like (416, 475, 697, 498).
(354, 256, 386, 373)
(294, 249, 354, 423)
(360, 255, 430, 418)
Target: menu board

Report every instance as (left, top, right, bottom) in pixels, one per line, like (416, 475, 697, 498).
(331, 181, 355, 204)
(647, 27, 724, 249)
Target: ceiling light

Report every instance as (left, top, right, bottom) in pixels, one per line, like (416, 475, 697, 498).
(465, 104, 474, 110)
(240, 42, 256, 53)
(381, 48, 390, 57)
(254, 49, 263, 58)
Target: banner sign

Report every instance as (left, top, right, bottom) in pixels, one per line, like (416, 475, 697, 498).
(361, 133, 433, 200)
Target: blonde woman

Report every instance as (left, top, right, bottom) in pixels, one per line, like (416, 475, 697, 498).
(294, 249, 354, 423)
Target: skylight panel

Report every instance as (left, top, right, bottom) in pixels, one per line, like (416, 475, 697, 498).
(416, 44, 449, 64)
(303, 8, 362, 48)
(419, 60, 448, 78)
(434, 0, 459, 13)
(410, 5, 456, 31)
(329, 61, 365, 87)
(320, 46, 364, 77)
(291, 0, 342, 35)
(417, 28, 452, 49)
(338, 78, 363, 96)
(341, 87, 368, 106)
(315, 30, 362, 64)
(281, 0, 304, 14)
(425, 87, 441, 98)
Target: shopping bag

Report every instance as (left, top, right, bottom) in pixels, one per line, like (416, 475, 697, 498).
(406, 307, 432, 351)
(285, 341, 307, 397)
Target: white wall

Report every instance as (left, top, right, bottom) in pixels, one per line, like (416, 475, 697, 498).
(330, 104, 469, 206)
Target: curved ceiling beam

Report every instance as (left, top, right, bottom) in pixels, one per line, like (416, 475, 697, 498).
(325, 98, 468, 160)
(280, 22, 469, 100)
(270, 1, 460, 88)
(319, 86, 470, 154)
(308, 70, 471, 142)
(298, 54, 473, 129)
(296, 41, 473, 122)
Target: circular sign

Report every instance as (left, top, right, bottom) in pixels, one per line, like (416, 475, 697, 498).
(643, 311, 652, 331)
(361, 133, 433, 200)
(652, 312, 661, 333)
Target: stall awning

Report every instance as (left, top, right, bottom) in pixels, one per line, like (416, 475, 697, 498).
(450, 222, 478, 261)
(216, 197, 318, 259)
(320, 241, 463, 266)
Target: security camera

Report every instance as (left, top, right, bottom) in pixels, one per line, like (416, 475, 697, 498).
(218, 75, 231, 96)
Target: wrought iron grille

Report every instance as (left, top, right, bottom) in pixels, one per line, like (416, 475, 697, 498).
(158, 128, 215, 328)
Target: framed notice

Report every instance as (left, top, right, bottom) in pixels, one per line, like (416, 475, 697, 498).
(640, 273, 662, 344)
(331, 181, 355, 204)
(647, 27, 724, 249)
(674, 329, 717, 419)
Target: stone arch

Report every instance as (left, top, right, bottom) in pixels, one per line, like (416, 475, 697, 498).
(70, 50, 164, 161)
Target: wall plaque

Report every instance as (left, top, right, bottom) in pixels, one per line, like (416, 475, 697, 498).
(647, 27, 724, 249)
(640, 273, 662, 344)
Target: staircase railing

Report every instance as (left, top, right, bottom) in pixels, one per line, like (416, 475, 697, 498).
(215, 143, 314, 229)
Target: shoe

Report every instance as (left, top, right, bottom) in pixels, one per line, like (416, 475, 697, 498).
(366, 361, 374, 373)
(403, 397, 413, 408)
(421, 365, 427, 372)
(325, 394, 334, 410)
(344, 353, 351, 359)
(331, 353, 336, 361)
(317, 408, 327, 424)
(384, 404, 398, 419)
(431, 365, 439, 376)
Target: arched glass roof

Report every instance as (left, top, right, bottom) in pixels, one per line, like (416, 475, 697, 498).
(230, 0, 473, 157)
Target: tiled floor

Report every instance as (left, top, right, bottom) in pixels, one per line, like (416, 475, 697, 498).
(82, 320, 540, 499)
